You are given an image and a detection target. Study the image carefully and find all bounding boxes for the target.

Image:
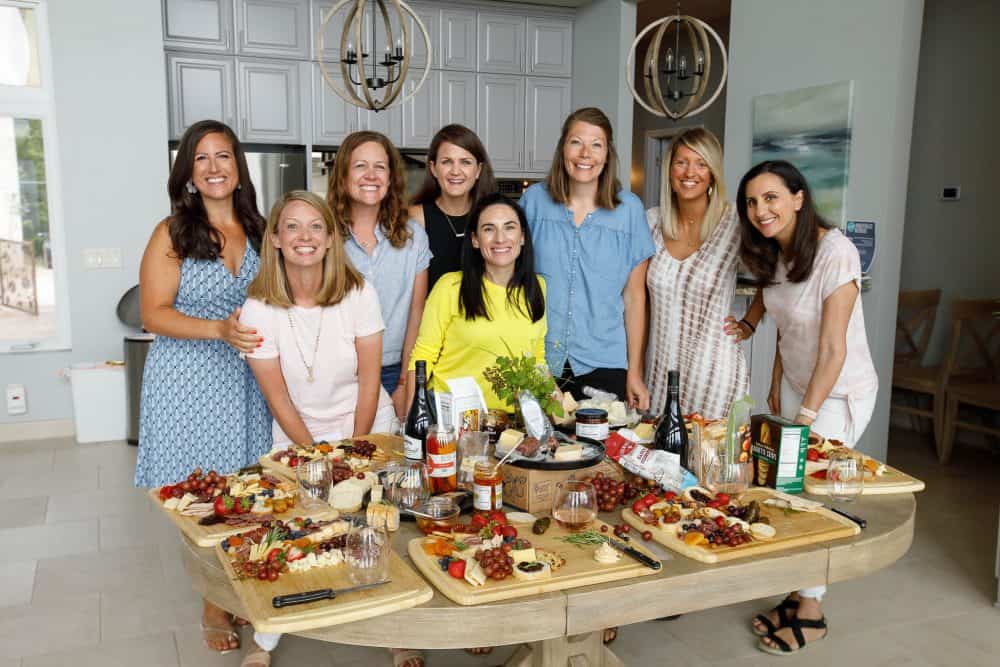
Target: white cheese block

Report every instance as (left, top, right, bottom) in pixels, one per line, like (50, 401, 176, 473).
(464, 559, 487, 587)
(329, 483, 364, 512)
(163, 497, 180, 511)
(553, 444, 583, 461)
(497, 429, 525, 451)
(510, 547, 537, 564)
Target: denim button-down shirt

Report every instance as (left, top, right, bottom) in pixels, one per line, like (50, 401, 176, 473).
(521, 183, 655, 375)
(344, 220, 431, 366)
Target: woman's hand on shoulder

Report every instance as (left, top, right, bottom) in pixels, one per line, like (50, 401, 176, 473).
(216, 307, 262, 353)
(723, 315, 753, 341)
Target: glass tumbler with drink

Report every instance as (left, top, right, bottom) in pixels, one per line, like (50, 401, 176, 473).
(551, 479, 597, 532)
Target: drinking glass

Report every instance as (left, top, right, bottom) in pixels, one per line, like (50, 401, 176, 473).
(457, 431, 491, 491)
(828, 450, 864, 502)
(345, 519, 391, 585)
(295, 458, 333, 508)
(551, 479, 597, 532)
(384, 460, 431, 510)
(705, 457, 752, 498)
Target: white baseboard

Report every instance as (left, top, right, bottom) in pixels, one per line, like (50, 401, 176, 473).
(0, 419, 75, 444)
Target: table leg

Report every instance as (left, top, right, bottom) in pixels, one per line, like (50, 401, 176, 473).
(503, 632, 624, 667)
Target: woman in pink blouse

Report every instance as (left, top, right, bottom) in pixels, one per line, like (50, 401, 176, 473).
(737, 161, 877, 656)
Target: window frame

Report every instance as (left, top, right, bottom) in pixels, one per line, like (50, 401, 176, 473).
(1, 0, 72, 353)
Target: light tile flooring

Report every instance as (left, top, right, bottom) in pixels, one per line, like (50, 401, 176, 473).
(0, 428, 997, 667)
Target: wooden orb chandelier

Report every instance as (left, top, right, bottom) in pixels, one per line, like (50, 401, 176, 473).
(317, 0, 432, 112)
(626, 11, 727, 121)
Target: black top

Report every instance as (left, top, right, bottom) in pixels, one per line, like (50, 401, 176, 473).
(423, 200, 471, 289)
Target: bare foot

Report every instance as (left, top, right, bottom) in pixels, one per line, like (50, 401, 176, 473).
(390, 647, 424, 667)
(202, 600, 239, 653)
(759, 596, 827, 653)
(603, 627, 618, 644)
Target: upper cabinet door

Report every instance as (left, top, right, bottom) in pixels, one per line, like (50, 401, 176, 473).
(439, 8, 476, 71)
(477, 13, 525, 74)
(167, 53, 237, 139)
(238, 59, 302, 143)
(236, 0, 310, 59)
(313, 0, 349, 62)
(439, 70, 476, 132)
(401, 70, 439, 149)
(527, 17, 572, 77)
(403, 4, 437, 70)
(525, 77, 571, 173)
(312, 64, 359, 146)
(358, 103, 403, 146)
(163, 0, 234, 53)
(477, 74, 525, 173)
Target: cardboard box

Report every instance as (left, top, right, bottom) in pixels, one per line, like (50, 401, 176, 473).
(500, 459, 615, 514)
(750, 414, 809, 494)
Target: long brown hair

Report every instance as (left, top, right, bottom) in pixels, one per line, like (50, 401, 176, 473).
(544, 107, 621, 210)
(326, 131, 411, 248)
(166, 119, 264, 259)
(248, 191, 364, 307)
(410, 124, 497, 209)
(736, 160, 834, 286)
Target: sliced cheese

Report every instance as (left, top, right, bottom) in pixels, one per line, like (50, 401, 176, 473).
(510, 547, 537, 564)
(163, 497, 180, 511)
(464, 559, 487, 587)
(497, 429, 525, 451)
(553, 444, 583, 461)
(513, 561, 551, 580)
(176, 493, 198, 513)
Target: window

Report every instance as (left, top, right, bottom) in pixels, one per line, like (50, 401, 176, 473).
(0, 0, 69, 351)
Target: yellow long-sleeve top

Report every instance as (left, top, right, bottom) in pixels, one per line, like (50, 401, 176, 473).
(408, 271, 547, 411)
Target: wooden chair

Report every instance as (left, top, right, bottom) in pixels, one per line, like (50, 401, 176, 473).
(890, 289, 943, 444)
(937, 298, 1000, 463)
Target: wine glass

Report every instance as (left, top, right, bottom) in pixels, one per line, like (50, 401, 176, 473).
(295, 458, 333, 508)
(384, 460, 431, 510)
(551, 479, 597, 532)
(345, 519, 391, 585)
(828, 449, 864, 502)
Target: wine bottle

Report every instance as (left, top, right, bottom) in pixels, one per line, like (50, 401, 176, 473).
(653, 370, 688, 467)
(404, 360, 435, 461)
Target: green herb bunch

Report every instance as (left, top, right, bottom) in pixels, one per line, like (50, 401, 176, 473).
(483, 352, 564, 418)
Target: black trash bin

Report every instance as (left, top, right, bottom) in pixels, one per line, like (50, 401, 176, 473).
(117, 285, 151, 445)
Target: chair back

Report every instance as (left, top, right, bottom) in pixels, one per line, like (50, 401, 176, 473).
(895, 289, 942, 367)
(940, 298, 1000, 384)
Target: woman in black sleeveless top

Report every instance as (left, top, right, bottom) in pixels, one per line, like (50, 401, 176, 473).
(408, 124, 498, 288)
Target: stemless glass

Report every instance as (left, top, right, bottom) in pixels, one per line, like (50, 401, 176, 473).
(828, 449, 864, 502)
(345, 519, 391, 585)
(705, 456, 752, 498)
(384, 460, 431, 510)
(295, 458, 333, 508)
(551, 479, 597, 532)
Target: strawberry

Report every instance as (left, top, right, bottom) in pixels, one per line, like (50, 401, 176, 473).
(213, 494, 235, 517)
(158, 485, 174, 501)
(447, 559, 466, 579)
(233, 496, 253, 515)
(806, 448, 820, 462)
(286, 546, 305, 562)
(470, 514, 489, 529)
(488, 510, 507, 526)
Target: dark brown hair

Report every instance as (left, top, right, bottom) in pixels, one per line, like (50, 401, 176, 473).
(545, 107, 621, 210)
(166, 120, 264, 260)
(410, 124, 497, 209)
(326, 131, 411, 248)
(736, 160, 834, 286)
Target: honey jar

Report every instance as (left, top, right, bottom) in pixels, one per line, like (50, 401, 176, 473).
(473, 461, 503, 511)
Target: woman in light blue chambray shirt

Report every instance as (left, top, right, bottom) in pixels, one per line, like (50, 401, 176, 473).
(327, 131, 431, 422)
(521, 107, 655, 412)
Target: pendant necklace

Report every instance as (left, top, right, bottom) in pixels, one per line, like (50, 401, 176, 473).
(438, 201, 467, 238)
(287, 308, 323, 382)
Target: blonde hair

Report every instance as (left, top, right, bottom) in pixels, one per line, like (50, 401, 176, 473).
(326, 131, 411, 249)
(248, 190, 364, 308)
(545, 107, 622, 211)
(658, 128, 729, 242)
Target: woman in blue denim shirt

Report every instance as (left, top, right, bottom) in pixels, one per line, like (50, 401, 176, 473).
(521, 107, 655, 411)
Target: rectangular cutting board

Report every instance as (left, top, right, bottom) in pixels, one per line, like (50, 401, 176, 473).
(803, 459, 925, 495)
(259, 433, 399, 479)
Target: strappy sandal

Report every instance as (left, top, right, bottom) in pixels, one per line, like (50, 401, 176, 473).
(201, 623, 240, 654)
(240, 648, 271, 667)
(751, 597, 799, 637)
(391, 648, 425, 667)
(758, 616, 828, 656)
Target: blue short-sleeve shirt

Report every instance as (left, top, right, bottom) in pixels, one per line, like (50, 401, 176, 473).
(520, 183, 655, 375)
(344, 219, 431, 366)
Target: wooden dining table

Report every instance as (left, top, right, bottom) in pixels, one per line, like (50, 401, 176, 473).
(177, 489, 915, 666)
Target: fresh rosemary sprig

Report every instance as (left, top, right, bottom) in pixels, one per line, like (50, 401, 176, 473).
(557, 529, 608, 547)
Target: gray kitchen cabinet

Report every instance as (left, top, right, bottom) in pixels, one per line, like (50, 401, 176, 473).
(477, 74, 524, 172)
(238, 59, 302, 143)
(359, 99, 402, 145)
(438, 70, 476, 131)
(401, 69, 439, 148)
(312, 64, 358, 145)
(527, 16, 572, 77)
(439, 7, 476, 71)
(525, 76, 571, 173)
(237, 0, 310, 59)
(313, 0, 350, 62)
(477, 13, 525, 74)
(401, 3, 437, 70)
(167, 52, 237, 139)
(162, 0, 234, 53)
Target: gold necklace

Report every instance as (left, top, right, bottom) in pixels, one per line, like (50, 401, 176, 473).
(437, 201, 468, 238)
(286, 309, 323, 382)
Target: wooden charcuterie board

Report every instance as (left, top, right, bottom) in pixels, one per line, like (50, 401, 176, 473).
(408, 519, 661, 606)
(622, 488, 859, 564)
(803, 459, 925, 495)
(215, 544, 432, 633)
(259, 433, 399, 479)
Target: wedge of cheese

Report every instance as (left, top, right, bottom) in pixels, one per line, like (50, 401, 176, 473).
(464, 559, 487, 587)
(553, 444, 583, 461)
(510, 547, 537, 564)
(497, 429, 525, 452)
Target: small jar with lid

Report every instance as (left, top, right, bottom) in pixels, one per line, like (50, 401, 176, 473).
(575, 408, 609, 441)
(473, 461, 503, 511)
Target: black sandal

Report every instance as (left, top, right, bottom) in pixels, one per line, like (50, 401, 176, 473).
(758, 616, 828, 656)
(751, 597, 799, 637)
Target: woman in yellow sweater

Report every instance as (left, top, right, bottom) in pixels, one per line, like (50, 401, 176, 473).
(407, 192, 546, 411)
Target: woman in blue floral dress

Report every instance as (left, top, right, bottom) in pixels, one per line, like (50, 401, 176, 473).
(134, 120, 271, 655)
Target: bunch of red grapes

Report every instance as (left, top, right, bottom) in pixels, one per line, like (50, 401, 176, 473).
(349, 439, 377, 458)
(586, 472, 640, 513)
(331, 461, 355, 484)
(473, 547, 515, 580)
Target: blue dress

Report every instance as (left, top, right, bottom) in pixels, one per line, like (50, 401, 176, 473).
(135, 243, 272, 487)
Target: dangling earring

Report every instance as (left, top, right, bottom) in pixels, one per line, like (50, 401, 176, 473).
(185, 180, 197, 195)
(707, 184, 714, 198)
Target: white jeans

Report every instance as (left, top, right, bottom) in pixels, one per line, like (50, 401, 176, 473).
(779, 376, 876, 600)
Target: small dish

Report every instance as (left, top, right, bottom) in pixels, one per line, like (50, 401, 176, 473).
(409, 497, 461, 534)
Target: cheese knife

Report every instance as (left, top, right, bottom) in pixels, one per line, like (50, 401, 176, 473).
(603, 536, 662, 571)
(272, 579, 390, 608)
(827, 506, 867, 529)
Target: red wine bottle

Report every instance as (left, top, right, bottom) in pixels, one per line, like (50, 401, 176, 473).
(653, 370, 688, 467)
(404, 360, 435, 461)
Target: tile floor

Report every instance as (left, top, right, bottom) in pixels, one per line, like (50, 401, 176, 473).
(0, 428, 997, 667)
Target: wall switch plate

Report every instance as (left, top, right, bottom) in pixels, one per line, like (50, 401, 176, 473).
(941, 186, 961, 201)
(82, 247, 122, 269)
(5, 384, 26, 415)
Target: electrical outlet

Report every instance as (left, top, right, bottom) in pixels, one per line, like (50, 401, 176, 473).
(82, 248, 122, 269)
(5, 384, 26, 415)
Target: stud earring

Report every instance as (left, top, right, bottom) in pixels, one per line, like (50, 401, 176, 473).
(236, 183, 242, 191)
(185, 180, 197, 195)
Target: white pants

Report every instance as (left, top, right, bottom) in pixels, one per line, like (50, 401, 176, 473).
(779, 376, 877, 600)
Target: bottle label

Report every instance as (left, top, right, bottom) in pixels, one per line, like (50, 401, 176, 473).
(427, 452, 456, 477)
(403, 434, 423, 460)
(576, 422, 609, 441)
(473, 481, 501, 510)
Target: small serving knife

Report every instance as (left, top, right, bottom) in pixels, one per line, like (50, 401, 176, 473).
(604, 536, 662, 571)
(272, 580, 390, 608)
(828, 506, 867, 529)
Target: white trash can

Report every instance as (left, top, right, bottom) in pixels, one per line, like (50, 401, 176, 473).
(67, 362, 127, 443)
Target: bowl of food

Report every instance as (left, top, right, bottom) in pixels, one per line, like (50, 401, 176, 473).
(409, 497, 461, 535)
